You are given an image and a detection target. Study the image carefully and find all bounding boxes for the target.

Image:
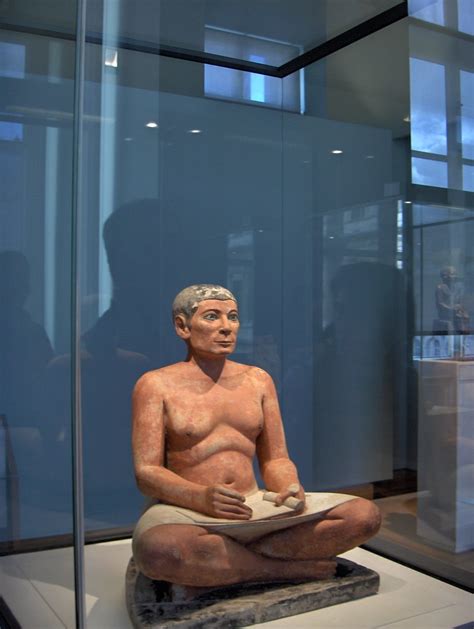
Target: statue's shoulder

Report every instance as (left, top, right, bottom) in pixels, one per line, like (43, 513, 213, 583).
(230, 362, 274, 389)
(133, 364, 181, 394)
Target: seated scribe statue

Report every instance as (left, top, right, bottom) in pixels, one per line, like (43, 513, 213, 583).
(435, 266, 470, 334)
(132, 285, 381, 589)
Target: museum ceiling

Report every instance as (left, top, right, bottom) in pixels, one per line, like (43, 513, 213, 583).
(1, 0, 406, 75)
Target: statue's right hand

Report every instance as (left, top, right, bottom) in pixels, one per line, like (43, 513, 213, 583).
(200, 486, 252, 520)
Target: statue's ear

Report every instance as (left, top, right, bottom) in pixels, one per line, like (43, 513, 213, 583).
(174, 314, 191, 340)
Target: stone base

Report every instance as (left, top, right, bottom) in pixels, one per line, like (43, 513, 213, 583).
(126, 557, 379, 628)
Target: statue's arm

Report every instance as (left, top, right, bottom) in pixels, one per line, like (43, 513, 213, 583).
(255, 370, 305, 506)
(132, 371, 251, 519)
(132, 371, 205, 511)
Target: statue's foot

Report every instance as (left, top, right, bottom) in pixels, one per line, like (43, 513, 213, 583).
(169, 583, 223, 602)
(169, 559, 337, 601)
(305, 559, 337, 580)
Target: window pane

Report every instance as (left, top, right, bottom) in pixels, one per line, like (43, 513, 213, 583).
(460, 70, 474, 160)
(408, 0, 444, 25)
(412, 156, 448, 187)
(463, 164, 474, 192)
(0, 41, 25, 78)
(204, 27, 300, 111)
(410, 58, 447, 155)
(458, 0, 474, 35)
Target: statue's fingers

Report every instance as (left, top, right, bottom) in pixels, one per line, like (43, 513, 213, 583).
(215, 495, 252, 510)
(274, 491, 289, 506)
(217, 486, 246, 501)
(217, 505, 252, 519)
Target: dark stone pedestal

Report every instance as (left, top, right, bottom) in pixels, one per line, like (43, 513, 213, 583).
(125, 557, 379, 628)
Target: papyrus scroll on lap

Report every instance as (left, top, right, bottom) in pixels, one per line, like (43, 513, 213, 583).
(132, 491, 356, 554)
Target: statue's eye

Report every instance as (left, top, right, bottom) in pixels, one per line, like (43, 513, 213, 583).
(228, 313, 239, 322)
(203, 312, 218, 320)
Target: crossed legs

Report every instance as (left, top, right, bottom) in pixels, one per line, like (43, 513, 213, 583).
(134, 498, 381, 587)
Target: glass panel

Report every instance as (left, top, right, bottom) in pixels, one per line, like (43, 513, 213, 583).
(0, 26, 76, 629)
(79, 8, 285, 538)
(1, 0, 403, 67)
(460, 70, 474, 161)
(410, 58, 447, 156)
(409, 22, 473, 193)
(458, 0, 474, 35)
(463, 164, 474, 192)
(409, 0, 445, 25)
(412, 156, 448, 187)
(284, 15, 474, 589)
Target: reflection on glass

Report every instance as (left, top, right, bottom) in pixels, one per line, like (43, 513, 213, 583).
(227, 230, 254, 355)
(410, 58, 447, 155)
(462, 164, 474, 192)
(412, 156, 448, 187)
(204, 27, 301, 111)
(409, 0, 445, 25)
(434, 266, 470, 334)
(460, 70, 474, 160)
(0, 24, 76, 626)
(458, 0, 474, 35)
(0, 41, 25, 78)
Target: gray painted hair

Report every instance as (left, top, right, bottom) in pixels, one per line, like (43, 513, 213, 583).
(172, 284, 237, 321)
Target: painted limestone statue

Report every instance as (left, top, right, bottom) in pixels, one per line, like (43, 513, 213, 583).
(132, 284, 381, 588)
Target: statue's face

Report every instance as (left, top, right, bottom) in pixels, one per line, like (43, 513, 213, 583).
(442, 267, 457, 284)
(184, 299, 239, 357)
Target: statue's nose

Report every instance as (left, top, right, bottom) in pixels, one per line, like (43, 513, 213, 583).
(220, 319, 232, 334)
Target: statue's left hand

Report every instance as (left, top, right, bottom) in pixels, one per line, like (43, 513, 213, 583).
(274, 483, 306, 511)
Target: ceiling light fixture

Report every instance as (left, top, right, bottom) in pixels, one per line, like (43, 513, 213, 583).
(104, 48, 118, 68)
(146, 121, 158, 128)
(189, 129, 202, 134)
(331, 149, 343, 154)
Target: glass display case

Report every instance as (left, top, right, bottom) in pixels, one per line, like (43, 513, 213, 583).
(1, 0, 472, 624)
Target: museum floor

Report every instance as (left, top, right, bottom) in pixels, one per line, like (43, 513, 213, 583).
(1, 540, 472, 628)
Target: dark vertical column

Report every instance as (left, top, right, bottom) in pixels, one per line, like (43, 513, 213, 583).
(71, 0, 87, 626)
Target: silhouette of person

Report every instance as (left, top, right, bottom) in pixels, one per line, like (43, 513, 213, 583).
(46, 199, 165, 527)
(434, 266, 469, 334)
(315, 262, 403, 489)
(0, 250, 54, 539)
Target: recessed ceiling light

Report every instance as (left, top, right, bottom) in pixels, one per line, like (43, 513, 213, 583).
(146, 121, 158, 128)
(124, 137, 133, 142)
(104, 48, 118, 68)
(404, 201, 412, 204)
(189, 129, 202, 134)
(331, 149, 343, 154)
(366, 155, 375, 159)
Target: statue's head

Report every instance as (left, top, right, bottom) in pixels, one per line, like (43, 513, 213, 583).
(172, 284, 239, 357)
(440, 266, 457, 284)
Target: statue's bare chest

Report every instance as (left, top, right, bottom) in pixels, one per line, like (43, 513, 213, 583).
(163, 382, 264, 443)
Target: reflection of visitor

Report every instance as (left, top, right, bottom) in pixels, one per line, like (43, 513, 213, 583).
(315, 262, 403, 487)
(0, 251, 53, 429)
(84, 198, 163, 363)
(434, 266, 470, 333)
(45, 199, 162, 526)
(0, 251, 54, 527)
